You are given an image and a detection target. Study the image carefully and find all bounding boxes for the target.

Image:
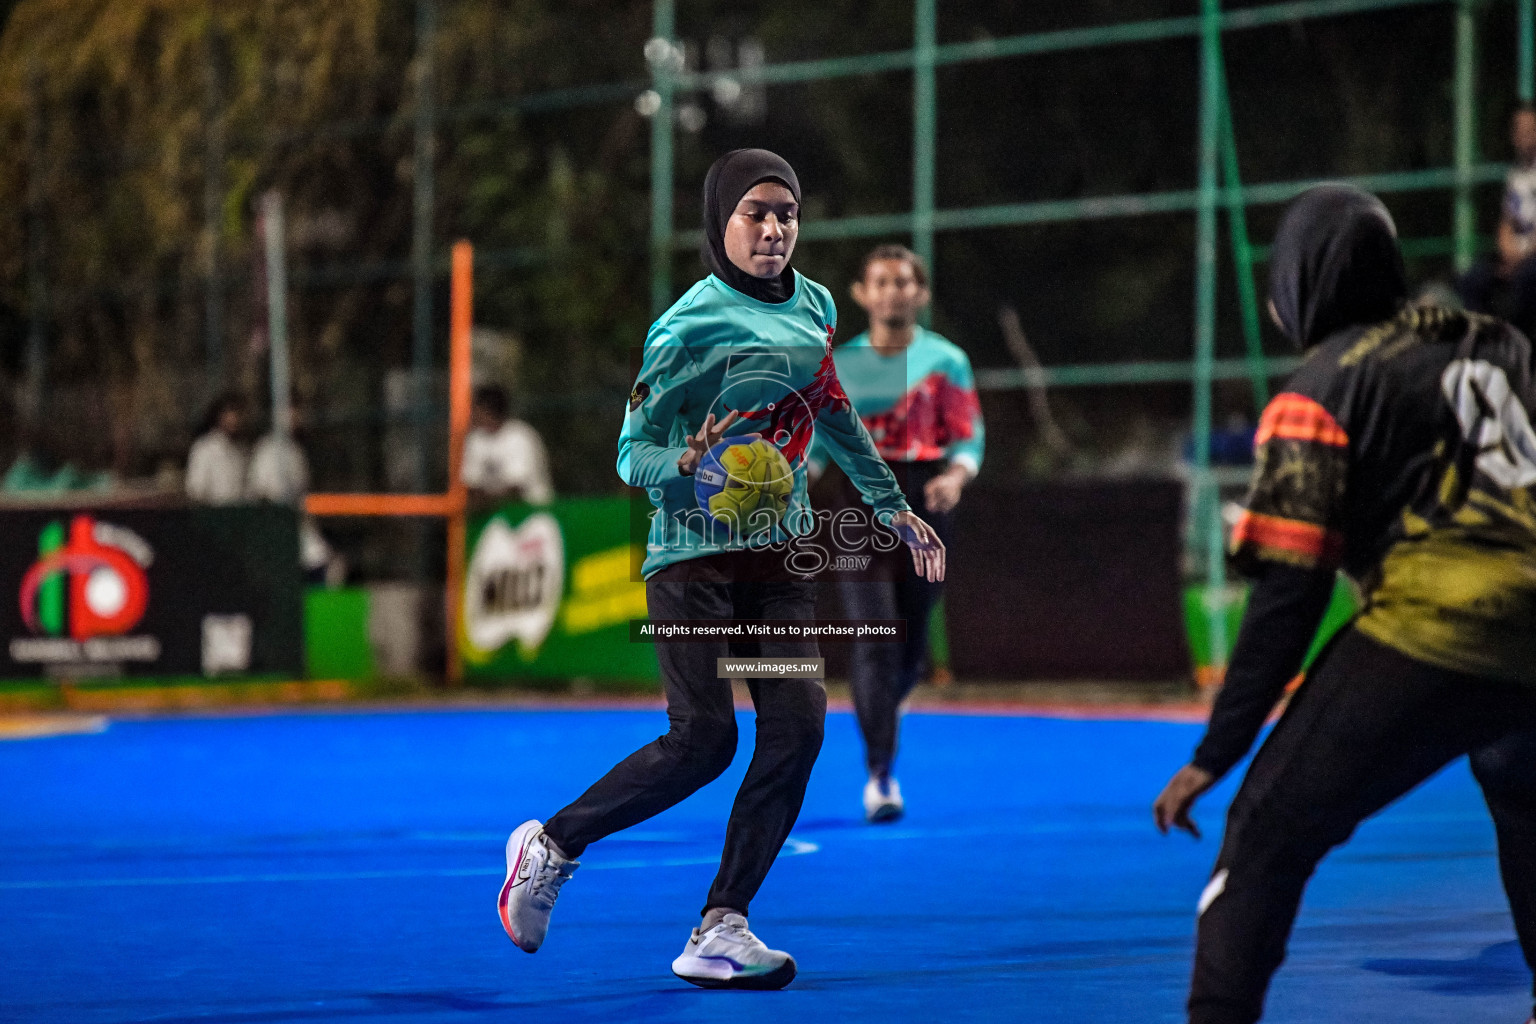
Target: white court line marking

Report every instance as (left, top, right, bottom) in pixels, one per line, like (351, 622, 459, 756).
(0, 839, 820, 890)
(0, 715, 108, 741)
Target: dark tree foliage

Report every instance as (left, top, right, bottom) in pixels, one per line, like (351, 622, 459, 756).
(0, 0, 1521, 491)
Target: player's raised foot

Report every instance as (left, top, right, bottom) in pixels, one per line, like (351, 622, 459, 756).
(497, 819, 578, 953)
(671, 914, 797, 990)
(863, 774, 904, 823)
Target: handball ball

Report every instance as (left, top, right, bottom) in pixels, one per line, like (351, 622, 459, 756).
(694, 436, 794, 532)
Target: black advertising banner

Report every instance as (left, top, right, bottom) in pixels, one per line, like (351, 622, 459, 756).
(943, 479, 1190, 679)
(816, 478, 1191, 681)
(0, 504, 304, 679)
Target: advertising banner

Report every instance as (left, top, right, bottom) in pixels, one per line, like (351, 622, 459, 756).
(0, 504, 304, 679)
(945, 479, 1191, 679)
(460, 497, 659, 683)
(461, 483, 1193, 685)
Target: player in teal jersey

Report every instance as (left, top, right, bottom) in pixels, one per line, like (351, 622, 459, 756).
(809, 245, 984, 822)
(495, 150, 946, 990)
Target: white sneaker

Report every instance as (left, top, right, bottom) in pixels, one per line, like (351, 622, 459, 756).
(671, 914, 797, 990)
(863, 774, 904, 823)
(497, 820, 578, 953)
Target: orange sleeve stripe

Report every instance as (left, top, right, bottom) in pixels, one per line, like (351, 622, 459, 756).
(1232, 510, 1345, 563)
(1255, 393, 1349, 448)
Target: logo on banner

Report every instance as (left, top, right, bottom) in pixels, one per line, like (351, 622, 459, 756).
(11, 515, 161, 667)
(462, 513, 565, 663)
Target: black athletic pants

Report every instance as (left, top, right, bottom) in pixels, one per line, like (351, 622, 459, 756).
(836, 459, 952, 779)
(543, 548, 825, 917)
(1190, 628, 1536, 1024)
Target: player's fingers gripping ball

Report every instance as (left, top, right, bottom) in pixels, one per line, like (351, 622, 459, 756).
(694, 435, 795, 535)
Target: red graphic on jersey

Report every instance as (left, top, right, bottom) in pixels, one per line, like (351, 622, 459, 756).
(730, 342, 849, 467)
(861, 371, 979, 461)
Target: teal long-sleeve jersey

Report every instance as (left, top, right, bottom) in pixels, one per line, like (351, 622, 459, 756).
(807, 326, 985, 477)
(619, 271, 911, 578)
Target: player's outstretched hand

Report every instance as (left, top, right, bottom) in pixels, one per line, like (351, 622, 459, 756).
(890, 510, 946, 583)
(923, 465, 968, 515)
(1153, 763, 1216, 839)
(677, 410, 747, 476)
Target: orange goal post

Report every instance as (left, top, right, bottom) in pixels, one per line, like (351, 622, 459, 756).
(304, 240, 474, 684)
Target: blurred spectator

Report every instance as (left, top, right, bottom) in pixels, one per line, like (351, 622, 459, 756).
(247, 406, 343, 586)
(461, 385, 553, 506)
(247, 410, 308, 505)
(1458, 105, 1536, 338)
(2, 426, 108, 494)
(1181, 412, 1257, 467)
(186, 393, 248, 505)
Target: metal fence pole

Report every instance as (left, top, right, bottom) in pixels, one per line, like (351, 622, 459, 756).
(262, 191, 291, 439)
(1196, 0, 1229, 671)
(649, 0, 677, 317)
(913, 0, 937, 326)
(1453, 0, 1477, 273)
(411, 0, 438, 489)
(1521, 0, 1534, 103)
(1217, 61, 1268, 412)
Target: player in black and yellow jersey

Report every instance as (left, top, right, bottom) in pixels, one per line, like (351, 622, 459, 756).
(1154, 184, 1536, 1024)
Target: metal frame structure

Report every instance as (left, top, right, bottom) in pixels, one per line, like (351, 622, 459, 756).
(634, 0, 1532, 667)
(305, 241, 475, 684)
(18, 0, 1534, 672)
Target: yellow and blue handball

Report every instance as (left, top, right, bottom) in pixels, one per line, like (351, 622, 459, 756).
(694, 436, 794, 534)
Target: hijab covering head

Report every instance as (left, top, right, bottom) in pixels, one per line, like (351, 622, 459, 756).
(701, 148, 801, 303)
(1268, 184, 1407, 349)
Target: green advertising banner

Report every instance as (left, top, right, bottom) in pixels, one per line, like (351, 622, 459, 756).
(460, 497, 659, 684)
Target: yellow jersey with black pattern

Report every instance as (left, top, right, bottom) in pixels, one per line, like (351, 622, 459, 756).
(1231, 305, 1536, 683)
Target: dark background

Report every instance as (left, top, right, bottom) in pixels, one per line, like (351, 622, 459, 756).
(0, 0, 1522, 511)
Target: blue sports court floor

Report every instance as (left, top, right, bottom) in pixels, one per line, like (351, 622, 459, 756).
(1, 706, 1530, 1023)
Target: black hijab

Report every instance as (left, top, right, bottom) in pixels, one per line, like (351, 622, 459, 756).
(701, 148, 801, 304)
(1268, 184, 1408, 350)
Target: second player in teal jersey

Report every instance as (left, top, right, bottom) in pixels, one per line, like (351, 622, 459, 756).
(494, 150, 945, 990)
(810, 244, 985, 823)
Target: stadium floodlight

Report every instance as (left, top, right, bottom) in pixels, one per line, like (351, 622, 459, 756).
(643, 37, 684, 73)
(677, 104, 706, 132)
(711, 76, 742, 107)
(634, 90, 662, 118)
